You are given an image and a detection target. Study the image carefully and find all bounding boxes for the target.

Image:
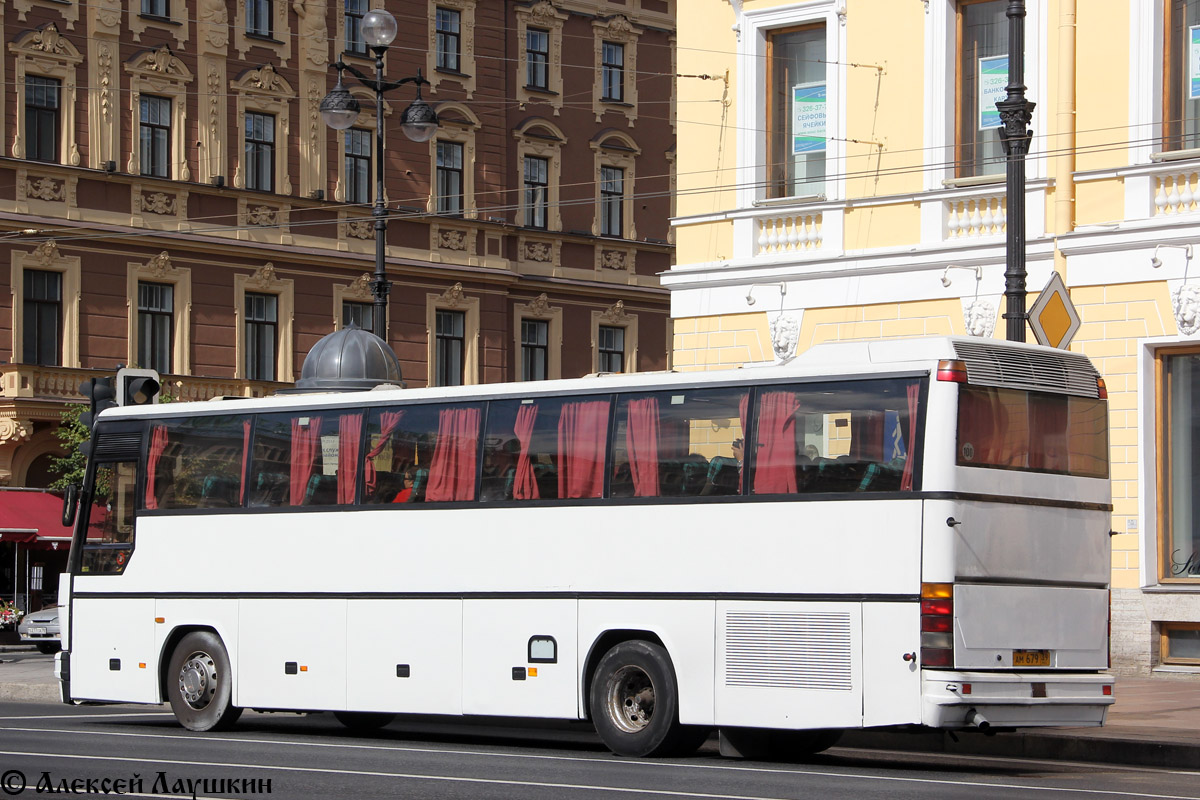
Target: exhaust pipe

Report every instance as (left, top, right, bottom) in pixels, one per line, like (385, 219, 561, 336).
(965, 708, 990, 730)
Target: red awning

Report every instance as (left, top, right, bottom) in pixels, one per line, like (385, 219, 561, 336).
(0, 489, 74, 548)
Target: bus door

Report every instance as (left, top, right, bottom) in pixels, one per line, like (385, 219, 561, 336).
(69, 431, 159, 703)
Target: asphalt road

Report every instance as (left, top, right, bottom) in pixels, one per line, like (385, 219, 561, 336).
(0, 701, 1194, 800)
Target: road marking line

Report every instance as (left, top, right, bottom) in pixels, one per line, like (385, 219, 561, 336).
(0, 747, 1193, 799)
(0, 712, 173, 721)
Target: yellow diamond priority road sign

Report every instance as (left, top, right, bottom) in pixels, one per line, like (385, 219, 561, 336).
(1028, 272, 1080, 350)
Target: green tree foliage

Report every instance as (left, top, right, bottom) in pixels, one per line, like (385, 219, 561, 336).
(49, 404, 90, 491)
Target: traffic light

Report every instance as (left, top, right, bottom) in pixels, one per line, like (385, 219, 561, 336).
(78, 377, 117, 432)
(117, 368, 161, 406)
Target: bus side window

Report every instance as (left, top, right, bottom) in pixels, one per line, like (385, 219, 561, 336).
(80, 460, 138, 575)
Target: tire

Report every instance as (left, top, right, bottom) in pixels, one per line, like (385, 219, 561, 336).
(35, 643, 60, 655)
(166, 631, 242, 732)
(333, 711, 395, 730)
(590, 640, 704, 757)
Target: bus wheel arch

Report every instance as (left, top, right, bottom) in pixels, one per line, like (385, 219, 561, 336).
(586, 635, 708, 757)
(162, 629, 242, 732)
(582, 629, 666, 720)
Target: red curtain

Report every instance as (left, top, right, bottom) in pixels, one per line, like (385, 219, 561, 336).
(738, 393, 749, 492)
(558, 399, 611, 498)
(626, 397, 660, 497)
(240, 419, 251, 505)
(144, 424, 168, 510)
(513, 404, 540, 500)
(364, 410, 405, 495)
(338, 413, 362, 504)
(426, 406, 481, 501)
(289, 416, 323, 506)
(901, 383, 920, 491)
(754, 391, 801, 494)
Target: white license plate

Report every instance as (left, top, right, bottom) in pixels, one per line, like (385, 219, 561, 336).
(27, 627, 46, 635)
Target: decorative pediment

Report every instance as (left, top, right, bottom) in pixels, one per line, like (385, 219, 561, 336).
(126, 46, 193, 81)
(233, 64, 294, 97)
(600, 300, 631, 324)
(527, 293, 553, 318)
(246, 262, 281, 290)
(346, 273, 373, 301)
(12, 24, 83, 61)
(28, 240, 61, 266)
(438, 283, 469, 308)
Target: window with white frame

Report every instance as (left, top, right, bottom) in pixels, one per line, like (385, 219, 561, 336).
(591, 132, 639, 239)
(521, 318, 549, 381)
(1165, 0, 1200, 151)
(601, 41, 624, 102)
(234, 264, 294, 382)
(139, 96, 171, 178)
(527, 29, 550, 90)
(600, 166, 624, 237)
(345, 128, 372, 205)
(245, 112, 276, 192)
(436, 140, 464, 216)
(137, 281, 173, 374)
(345, 0, 368, 54)
(427, 0, 477, 97)
(23, 269, 62, 365)
(514, 119, 565, 231)
(436, 7, 461, 71)
(592, 16, 641, 124)
(233, 65, 294, 195)
(10, 243, 81, 369)
(343, 300, 374, 334)
(247, 0, 273, 37)
(25, 77, 60, 164)
(524, 156, 549, 229)
(766, 24, 827, 198)
(126, 252, 191, 376)
(435, 309, 465, 386)
(956, 0, 1008, 178)
(244, 292, 278, 381)
(516, 2, 566, 113)
(597, 325, 624, 373)
(141, 0, 167, 16)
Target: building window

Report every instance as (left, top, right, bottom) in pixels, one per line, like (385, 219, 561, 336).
(245, 292, 278, 381)
(598, 325, 625, 373)
(527, 28, 549, 89)
(766, 24, 827, 198)
(139, 96, 171, 178)
(1165, 0, 1200, 150)
(345, 128, 372, 205)
(437, 140, 464, 216)
(435, 309, 465, 386)
(436, 8, 461, 71)
(1162, 623, 1200, 664)
(521, 319, 549, 381)
(137, 281, 173, 374)
(601, 42, 624, 101)
(247, 0, 272, 37)
(524, 156, 549, 229)
(600, 166, 624, 237)
(1160, 348, 1200, 580)
(343, 300, 374, 334)
(25, 77, 60, 164)
(345, 0, 368, 55)
(23, 269, 61, 366)
(245, 112, 276, 192)
(957, 0, 1007, 177)
(141, 0, 168, 17)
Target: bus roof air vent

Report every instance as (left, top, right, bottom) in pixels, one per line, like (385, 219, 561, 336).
(952, 340, 1100, 397)
(283, 324, 405, 394)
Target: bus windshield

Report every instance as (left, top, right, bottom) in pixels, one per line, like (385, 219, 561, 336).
(957, 385, 1108, 478)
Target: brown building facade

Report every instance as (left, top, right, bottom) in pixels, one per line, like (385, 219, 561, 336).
(0, 0, 677, 491)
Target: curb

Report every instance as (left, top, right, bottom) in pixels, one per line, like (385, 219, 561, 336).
(0, 683, 59, 703)
(840, 729, 1200, 770)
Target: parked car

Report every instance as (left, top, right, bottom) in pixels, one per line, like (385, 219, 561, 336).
(18, 605, 60, 653)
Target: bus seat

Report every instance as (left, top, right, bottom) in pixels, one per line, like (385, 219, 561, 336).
(199, 475, 238, 508)
(680, 456, 709, 496)
(702, 456, 739, 496)
(251, 471, 288, 506)
(410, 467, 429, 501)
(372, 470, 404, 503)
(303, 473, 337, 506)
(534, 463, 557, 498)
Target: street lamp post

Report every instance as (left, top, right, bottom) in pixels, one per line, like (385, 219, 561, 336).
(320, 8, 439, 339)
(995, 0, 1036, 342)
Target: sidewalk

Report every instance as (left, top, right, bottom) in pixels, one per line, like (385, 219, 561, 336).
(1, 646, 1198, 768)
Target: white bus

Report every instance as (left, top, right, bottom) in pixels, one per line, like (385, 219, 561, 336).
(57, 336, 1113, 758)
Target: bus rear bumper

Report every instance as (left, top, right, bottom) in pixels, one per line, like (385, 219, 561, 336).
(921, 671, 1115, 729)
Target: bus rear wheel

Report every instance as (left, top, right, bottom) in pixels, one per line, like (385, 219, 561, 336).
(167, 631, 242, 732)
(590, 640, 705, 757)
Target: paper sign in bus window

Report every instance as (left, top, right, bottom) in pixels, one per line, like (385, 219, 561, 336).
(791, 82, 827, 154)
(978, 55, 1008, 130)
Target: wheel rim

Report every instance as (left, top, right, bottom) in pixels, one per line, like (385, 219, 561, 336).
(178, 650, 218, 710)
(604, 664, 655, 734)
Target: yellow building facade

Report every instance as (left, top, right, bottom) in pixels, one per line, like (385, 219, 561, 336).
(668, 0, 1200, 675)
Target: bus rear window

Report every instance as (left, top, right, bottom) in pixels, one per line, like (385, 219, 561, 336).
(957, 386, 1108, 478)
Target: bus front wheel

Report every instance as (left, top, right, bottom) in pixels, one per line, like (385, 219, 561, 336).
(167, 631, 242, 732)
(590, 640, 705, 757)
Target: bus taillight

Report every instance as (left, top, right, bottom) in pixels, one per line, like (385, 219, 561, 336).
(920, 583, 954, 668)
(936, 360, 968, 383)
(1097, 377, 1108, 399)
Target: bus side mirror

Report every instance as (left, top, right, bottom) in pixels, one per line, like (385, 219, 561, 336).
(62, 483, 79, 528)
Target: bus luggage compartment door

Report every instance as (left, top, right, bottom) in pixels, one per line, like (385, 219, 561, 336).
(70, 597, 157, 703)
(954, 584, 1108, 670)
(715, 601, 862, 730)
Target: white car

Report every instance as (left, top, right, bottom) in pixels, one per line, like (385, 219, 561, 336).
(18, 605, 60, 654)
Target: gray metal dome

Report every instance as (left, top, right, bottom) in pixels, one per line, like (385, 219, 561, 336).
(289, 323, 403, 392)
